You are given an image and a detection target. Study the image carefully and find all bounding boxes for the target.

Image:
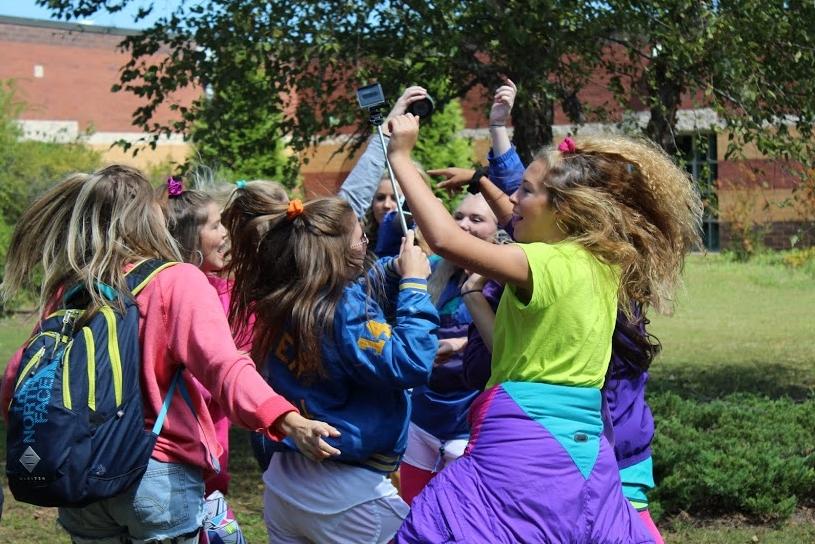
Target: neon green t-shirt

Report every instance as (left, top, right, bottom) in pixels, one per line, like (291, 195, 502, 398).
(488, 242, 620, 389)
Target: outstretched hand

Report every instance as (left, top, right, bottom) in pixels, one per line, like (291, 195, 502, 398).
(489, 78, 517, 127)
(386, 86, 428, 124)
(275, 412, 341, 462)
(429, 167, 477, 193)
(387, 114, 420, 158)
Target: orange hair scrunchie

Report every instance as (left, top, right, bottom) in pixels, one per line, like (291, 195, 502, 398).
(286, 199, 305, 221)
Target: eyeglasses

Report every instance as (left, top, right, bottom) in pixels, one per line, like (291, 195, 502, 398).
(351, 232, 369, 249)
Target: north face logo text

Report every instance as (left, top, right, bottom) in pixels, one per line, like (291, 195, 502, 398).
(14, 362, 57, 444)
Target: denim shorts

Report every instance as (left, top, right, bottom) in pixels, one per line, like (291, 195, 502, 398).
(58, 458, 205, 544)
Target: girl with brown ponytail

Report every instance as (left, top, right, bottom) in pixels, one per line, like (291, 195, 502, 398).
(223, 186, 439, 543)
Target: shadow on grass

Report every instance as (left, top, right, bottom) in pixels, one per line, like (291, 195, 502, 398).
(649, 362, 815, 402)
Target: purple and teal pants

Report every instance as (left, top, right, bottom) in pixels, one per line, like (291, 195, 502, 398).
(396, 382, 655, 543)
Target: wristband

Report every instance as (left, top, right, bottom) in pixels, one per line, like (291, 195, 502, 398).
(468, 167, 488, 195)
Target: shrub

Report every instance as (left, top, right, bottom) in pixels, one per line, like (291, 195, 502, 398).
(0, 82, 101, 225)
(782, 246, 815, 272)
(720, 247, 815, 279)
(412, 99, 475, 210)
(650, 392, 815, 521)
(0, 81, 101, 310)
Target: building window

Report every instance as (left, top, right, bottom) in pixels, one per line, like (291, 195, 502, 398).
(677, 133, 719, 250)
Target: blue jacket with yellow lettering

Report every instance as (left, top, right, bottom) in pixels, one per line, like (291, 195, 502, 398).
(262, 259, 439, 473)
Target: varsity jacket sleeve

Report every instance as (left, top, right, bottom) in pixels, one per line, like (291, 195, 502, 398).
(333, 279, 438, 389)
(337, 134, 389, 219)
(487, 145, 525, 196)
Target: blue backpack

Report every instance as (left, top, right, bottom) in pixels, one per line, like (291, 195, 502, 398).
(5, 260, 182, 507)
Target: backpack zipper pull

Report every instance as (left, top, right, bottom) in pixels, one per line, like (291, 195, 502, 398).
(60, 310, 81, 336)
(53, 309, 81, 359)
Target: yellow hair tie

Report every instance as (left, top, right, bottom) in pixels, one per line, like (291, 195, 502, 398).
(287, 199, 304, 220)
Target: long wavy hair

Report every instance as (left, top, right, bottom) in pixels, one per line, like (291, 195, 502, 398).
(1, 165, 181, 318)
(536, 135, 703, 315)
(223, 185, 362, 378)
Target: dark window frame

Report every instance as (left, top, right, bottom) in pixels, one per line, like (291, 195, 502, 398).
(677, 132, 719, 250)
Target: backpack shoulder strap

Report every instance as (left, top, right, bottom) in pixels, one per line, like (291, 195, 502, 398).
(150, 369, 222, 473)
(151, 368, 185, 435)
(126, 260, 179, 297)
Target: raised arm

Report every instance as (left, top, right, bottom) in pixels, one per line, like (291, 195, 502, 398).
(431, 80, 523, 197)
(337, 134, 390, 219)
(338, 86, 429, 218)
(388, 114, 532, 293)
(337, 232, 438, 388)
(476, 176, 514, 227)
(489, 79, 516, 157)
(487, 79, 525, 195)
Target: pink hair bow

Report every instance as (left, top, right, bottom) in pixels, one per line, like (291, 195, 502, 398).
(557, 137, 577, 154)
(167, 176, 183, 197)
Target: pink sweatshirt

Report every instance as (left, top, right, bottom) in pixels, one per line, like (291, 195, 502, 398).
(197, 274, 238, 494)
(2, 264, 296, 475)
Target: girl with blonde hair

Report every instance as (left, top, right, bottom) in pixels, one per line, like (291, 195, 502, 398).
(1, 165, 337, 544)
(387, 114, 701, 543)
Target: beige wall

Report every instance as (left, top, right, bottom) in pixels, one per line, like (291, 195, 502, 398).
(299, 140, 363, 176)
(91, 142, 192, 172)
(719, 188, 813, 223)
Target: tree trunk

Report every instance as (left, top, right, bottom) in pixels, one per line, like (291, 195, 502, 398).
(645, 60, 683, 156)
(512, 92, 555, 165)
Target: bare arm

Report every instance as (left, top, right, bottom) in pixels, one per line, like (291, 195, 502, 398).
(463, 294, 495, 352)
(461, 273, 496, 351)
(478, 176, 514, 227)
(488, 79, 517, 156)
(387, 114, 531, 293)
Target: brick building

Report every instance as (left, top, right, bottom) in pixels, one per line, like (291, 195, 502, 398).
(1, 14, 811, 250)
(0, 15, 193, 170)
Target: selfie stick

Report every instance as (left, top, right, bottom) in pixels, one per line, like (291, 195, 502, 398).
(368, 108, 409, 236)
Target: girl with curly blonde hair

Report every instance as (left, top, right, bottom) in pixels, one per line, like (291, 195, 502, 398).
(387, 113, 702, 543)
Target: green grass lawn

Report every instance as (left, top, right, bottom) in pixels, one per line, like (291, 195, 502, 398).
(0, 314, 33, 369)
(648, 255, 815, 400)
(0, 254, 814, 542)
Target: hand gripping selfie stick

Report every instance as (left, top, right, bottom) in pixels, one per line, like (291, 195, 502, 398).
(357, 83, 409, 236)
